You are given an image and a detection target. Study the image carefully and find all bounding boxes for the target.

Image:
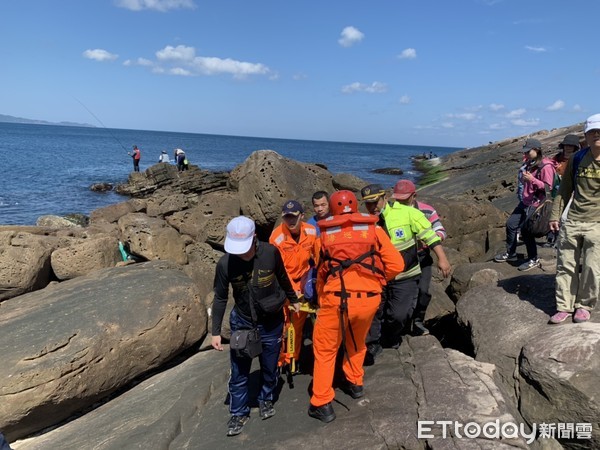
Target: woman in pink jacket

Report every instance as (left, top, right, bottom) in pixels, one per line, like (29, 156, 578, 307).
(495, 138, 556, 271)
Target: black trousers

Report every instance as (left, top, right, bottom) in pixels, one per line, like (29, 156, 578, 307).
(413, 251, 434, 323)
(366, 276, 419, 347)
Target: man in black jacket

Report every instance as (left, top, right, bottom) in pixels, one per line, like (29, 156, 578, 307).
(211, 216, 300, 437)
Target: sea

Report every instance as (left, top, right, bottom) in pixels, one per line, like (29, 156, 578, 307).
(0, 122, 460, 225)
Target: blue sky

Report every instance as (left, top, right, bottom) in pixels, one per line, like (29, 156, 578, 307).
(1, 0, 598, 148)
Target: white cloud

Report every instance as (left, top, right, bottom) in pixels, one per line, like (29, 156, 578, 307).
(573, 104, 582, 112)
(156, 45, 196, 61)
(341, 81, 388, 94)
(83, 49, 118, 62)
(293, 73, 308, 81)
(447, 113, 477, 121)
(338, 26, 364, 47)
(525, 45, 547, 52)
(399, 95, 411, 104)
(123, 57, 154, 67)
(115, 0, 196, 12)
(511, 118, 540, 127)
(489, 123, 506, 130)
(546, 100, 565, 111)
(169, 67, 192, 76)
(506, 108, 526, 118)
(441, 122, 454, 128)
(465, 105, 483, 112)
(398, 48, 417, 59)
(124, 44, 273, 79)
(193, 56, 270, 77)
(489, 103, 504, 111)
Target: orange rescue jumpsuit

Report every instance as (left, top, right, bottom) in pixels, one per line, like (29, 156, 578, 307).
(311, 220, 403, 407)
(269, 221, 320, 364)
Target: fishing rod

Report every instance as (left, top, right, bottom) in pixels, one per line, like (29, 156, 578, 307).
(72, 96, 129, 154)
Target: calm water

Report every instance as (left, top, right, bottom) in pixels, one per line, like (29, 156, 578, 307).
(0, 123, 459, 225)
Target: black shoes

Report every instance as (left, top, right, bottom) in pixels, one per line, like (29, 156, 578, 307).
(340, 380, 364, 399)
(367, 342, 383, 358)
(364, 342, 383, 366)
(308, 402, 336, 423)
(226, 415, 249, 436)
(259, 400, 276, 420)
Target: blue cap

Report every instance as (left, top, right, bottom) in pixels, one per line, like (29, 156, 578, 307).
(281, 200, 304, 216)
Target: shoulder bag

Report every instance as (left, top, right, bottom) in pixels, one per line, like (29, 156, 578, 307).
(229, 267, 262, 359)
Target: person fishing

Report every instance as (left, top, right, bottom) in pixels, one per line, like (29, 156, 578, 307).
(128, 145, 141, 172)
(158, 150, 170, 163)
(174, 148, 187, 171)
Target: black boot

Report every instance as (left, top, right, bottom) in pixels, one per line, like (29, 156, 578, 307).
(308, 402, 336, 423)
(340, 379, 364, 399)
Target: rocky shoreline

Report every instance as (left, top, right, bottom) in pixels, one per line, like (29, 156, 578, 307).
(1, 127, 599, 449)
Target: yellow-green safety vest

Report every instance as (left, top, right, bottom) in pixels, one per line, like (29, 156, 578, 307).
(381, 202, 441, 280)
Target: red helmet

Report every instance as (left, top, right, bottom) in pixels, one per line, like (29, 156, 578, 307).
(329, 190, 358, 215)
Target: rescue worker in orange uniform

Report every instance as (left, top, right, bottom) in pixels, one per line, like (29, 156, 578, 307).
(308, 191, 404, 423)
(269, 200, 320, 372)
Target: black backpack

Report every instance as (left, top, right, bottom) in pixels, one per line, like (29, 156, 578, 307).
(522, 199, 553, 238)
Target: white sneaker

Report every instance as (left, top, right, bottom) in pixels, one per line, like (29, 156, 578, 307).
(518, 258, 541, 271)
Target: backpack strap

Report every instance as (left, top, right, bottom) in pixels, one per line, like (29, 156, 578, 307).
(534, 162, 555, 196)
(572, 147, 590, 196)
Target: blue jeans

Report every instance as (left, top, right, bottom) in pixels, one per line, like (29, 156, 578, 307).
(228, 308, 283, 417)
(0, 432, 11, 450)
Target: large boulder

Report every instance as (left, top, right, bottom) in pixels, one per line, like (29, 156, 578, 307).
(418, 196, 506, 260)
(10, 351, 230, 450)
(0, 260, 206, 441)
(183, 242, 223, 300)
(456, 285, 550, 402)
(332, 172, 366, 192)
(0, 232, 55, 301)
(50, 235, 121, 280)
(35, 215, 80, 228)
(407, 336, 529, 449)
(115, 164, 229, 199)
(118, 213, 188, 265)
(519, 323, 600, 448)
(231, 150, 334, 229)
(145, 193, 189, 218)
(89, 199, 141, 225)
(165, 190, 241, 244)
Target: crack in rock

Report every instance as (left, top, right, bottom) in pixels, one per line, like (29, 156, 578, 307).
(22, 333, 78, 361)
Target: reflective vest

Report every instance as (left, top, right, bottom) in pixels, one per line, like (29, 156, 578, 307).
(382, 202, 440, 280)
(318, 213, 386, 286)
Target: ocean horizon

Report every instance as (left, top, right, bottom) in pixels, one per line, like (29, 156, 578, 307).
(0, 122, 460, 225)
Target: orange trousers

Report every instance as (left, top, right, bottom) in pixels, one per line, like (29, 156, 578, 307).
(310, 292, 380, 407)
(279, 304, 309, 366)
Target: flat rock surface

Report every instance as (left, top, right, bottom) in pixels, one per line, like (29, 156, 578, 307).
(12, 336, 524, 450)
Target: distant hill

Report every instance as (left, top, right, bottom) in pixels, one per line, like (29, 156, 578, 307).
(0, 113, 94, 128)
